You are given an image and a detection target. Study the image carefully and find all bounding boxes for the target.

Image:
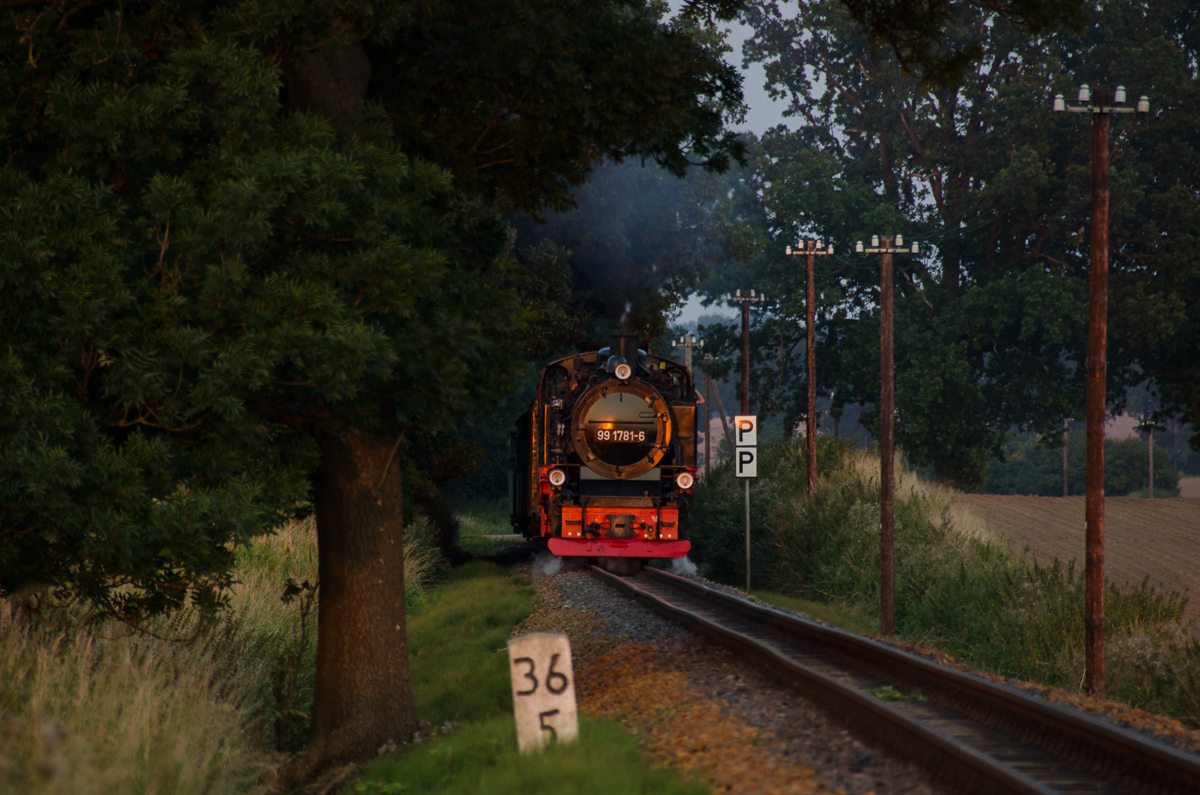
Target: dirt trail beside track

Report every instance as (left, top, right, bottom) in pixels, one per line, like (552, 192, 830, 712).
(956, 496, 1200, 629)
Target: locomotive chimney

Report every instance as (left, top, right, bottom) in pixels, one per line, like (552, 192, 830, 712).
(609, 334, 640, 365)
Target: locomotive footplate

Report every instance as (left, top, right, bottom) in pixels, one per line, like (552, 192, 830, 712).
(547, 538, 691, 558)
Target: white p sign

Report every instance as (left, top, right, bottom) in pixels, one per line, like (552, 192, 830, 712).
(507, 633, 578, 752)
(734, 415, 757, 478)
(734, 415, 757, 447)
(736, 447, 757, 478)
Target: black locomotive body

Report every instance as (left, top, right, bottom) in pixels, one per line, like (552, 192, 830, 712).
(510, 334, 698, 560)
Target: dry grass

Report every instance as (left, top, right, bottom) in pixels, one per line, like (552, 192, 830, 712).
(956, 495, 1200, 629)
(0, 513, 444, 794)
(843, 451, 998, 544)
(694, 439, 1200, 728)
(0, 629, 276, 795)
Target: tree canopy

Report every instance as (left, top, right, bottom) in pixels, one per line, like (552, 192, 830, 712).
(0, 0, 748, 780)
(0, 0, 515, 622)
(684, 0, 1086, 86)
(697, 0, 1200, 489)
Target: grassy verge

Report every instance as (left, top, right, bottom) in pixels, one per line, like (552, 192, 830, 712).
(0, 514, 444, 794)
(360, 717, 706, 795)
(455, 497, 521, 559)
(407, 561, 536, 723)
(750, 590, 878, 636)
(689, 437, 1200, 727)
(358, 560, 709, 795)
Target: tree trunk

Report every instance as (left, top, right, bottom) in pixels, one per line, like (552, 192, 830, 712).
(273, 46, 416, 788)
(283, 425, 416, 785)
(941, 236, 961, 300)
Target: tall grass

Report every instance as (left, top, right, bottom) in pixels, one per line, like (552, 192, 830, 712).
(689, 437, 1200, 727)
(0, 628, 274, 795)
(455, 497, 511, 537)
(0, 513, 446, 793)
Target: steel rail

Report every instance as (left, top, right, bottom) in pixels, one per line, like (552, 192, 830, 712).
(590, 564, 1200, 795)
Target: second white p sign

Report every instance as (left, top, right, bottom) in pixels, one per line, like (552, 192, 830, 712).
(733, 414, 758, 447)
(507, 632, 578, 753)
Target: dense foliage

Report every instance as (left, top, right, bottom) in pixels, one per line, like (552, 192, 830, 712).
(0, 6, 489, 621)
(689, 440, 1200, 725)
(984, 431, 1181, 496)
(0, 0, 743, 618)
(696, 0, 1200, 489)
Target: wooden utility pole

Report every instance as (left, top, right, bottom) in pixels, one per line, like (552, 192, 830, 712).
(1054, 83, 1147, 699)
(787, 239, 834, 494)
(742, 299, 751, 415)
(673, 331, 703, 375)
(879, 241, 895, 639)
(856, 234, 919, 638)
(1084, 101, 1110, 698)
(722, 289, 766, 416)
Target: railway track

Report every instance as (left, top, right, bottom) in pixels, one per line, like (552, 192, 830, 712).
(590, 564, 1200, 795)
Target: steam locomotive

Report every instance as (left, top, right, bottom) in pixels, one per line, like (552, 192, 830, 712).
(510, 334, 698, 567)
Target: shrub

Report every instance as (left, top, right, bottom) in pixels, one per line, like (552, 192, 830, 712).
(690, 438, 1200, 727)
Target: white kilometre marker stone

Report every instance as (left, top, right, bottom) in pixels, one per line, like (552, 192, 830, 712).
(507, 632, 578, 752)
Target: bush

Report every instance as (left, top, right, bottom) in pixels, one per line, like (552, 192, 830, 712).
(688, 436, 856, 588)
(690, 438, 1200, 727)
(985, 431, 1180, 496)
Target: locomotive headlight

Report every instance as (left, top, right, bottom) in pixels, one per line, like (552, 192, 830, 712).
(676, 472, 695, 490)
(548, 469, 567, 487)
(614, 362, 632, 380)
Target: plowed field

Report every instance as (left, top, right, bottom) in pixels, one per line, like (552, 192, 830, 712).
(957, 495, 1200, 628)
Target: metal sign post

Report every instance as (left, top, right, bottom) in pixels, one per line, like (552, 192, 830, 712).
(734, 415, 757, 592)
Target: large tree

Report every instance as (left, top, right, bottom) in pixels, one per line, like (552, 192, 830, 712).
(712, 0, 1200, 488)
(0, 0, 745, 782)
(684, 0, 1086, 84)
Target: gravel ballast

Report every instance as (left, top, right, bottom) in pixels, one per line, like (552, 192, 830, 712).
(515, 555, 939, 794)
(674, 567, 1200, 757)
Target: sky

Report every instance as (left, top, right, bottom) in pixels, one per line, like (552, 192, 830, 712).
(722, 18, 790, 136)
(676, 292, 736, 324)
(674, 9, 787, 324)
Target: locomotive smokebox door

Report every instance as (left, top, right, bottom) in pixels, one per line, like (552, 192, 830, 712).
(571, 381, 672, 480)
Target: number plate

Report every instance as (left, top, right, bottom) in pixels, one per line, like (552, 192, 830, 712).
(507, 632, 579, 752)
